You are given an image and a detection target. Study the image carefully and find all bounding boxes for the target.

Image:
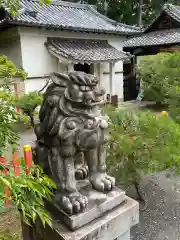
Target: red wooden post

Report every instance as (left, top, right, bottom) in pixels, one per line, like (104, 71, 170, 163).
(0, 156, 11, 208)
(12, 151, 20, 176)
(24, 145, 33, 175)
(0, 156, 8, 175)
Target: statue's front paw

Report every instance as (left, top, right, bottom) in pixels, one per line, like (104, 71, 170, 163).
(90, 174, 115, 192)
(59, 193, 88, 215)
(75, 166, 88, 180)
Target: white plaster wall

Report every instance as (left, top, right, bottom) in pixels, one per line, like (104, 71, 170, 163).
(0, 28, 22, 68)
(108, 39, 125, 100)
(136, 56, 142, 65)
(19, 27, 126, 97)
(24, 77, 49, 94)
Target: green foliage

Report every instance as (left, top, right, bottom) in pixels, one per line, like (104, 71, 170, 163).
(0, 55, 54, 227)
(0, 0, 52, 16)
(88, 0, 179, 26)
(137, 52, 180, 123)
(18, 114, 32, 129)
(0, 56, 27, 90)
(137, 53, 180, 105)
(15, 92, 42, 128)
(0, 56, 26, 79)
(16, 92, 43, 115)
(0, 100, 19, 155)
(106, 107, 180, 187)
(0, 56, 27, 155)
(0, 164, 56, 227)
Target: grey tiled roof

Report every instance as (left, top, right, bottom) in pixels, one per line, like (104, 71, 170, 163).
(45, 38, 131, 63)
(2, 0, 141, 35)
(123, 28, 180, 48)
(123, 3, 180, 48)
(162, 4, 180, 25)
(145, 4, 180, 33)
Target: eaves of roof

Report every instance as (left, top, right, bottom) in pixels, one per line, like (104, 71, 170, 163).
(145, 3, 180, 33)
(123, 28, 180, 49)
(46, 37, 132, 64)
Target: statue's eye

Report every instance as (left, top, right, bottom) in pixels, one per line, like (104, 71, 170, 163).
(80, 86, 86, 91)
(85, 86, 91, 91)
(72, 84, 79, 90)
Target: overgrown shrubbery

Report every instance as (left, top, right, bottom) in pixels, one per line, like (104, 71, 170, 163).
(137, 52, 180, 122)
(0, 165, 55, 226)
(137, 53, 180, 105)
(0, 56, 54, 228)
(105, 106, 180, 193)
(15, 91, 43, 128)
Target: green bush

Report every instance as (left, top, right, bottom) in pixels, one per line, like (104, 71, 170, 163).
(106, 107, 180, 188)
(137, 52, 180, 105)
(0, 56, 54, 227)
(18, 114, 32, 129)
(16, 92, 43, 114)
(15, 92, 42, 128)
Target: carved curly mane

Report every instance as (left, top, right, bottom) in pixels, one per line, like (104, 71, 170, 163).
(37, 71, 103, 140)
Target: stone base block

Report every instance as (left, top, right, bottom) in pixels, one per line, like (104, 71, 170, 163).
(22, 196, 139, 240)
(46, 180, 126, 230)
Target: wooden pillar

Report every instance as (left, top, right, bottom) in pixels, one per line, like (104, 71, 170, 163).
(109, 62, 115, 95)
(94, 63, 101, 86)
(68, 63, 74, 72)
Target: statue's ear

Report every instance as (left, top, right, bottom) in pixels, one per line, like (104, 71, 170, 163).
(51, 72, 70, 87)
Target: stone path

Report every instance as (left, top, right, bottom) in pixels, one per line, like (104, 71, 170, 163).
(19, 130, 180, 240)
(118, 100, 156, 110)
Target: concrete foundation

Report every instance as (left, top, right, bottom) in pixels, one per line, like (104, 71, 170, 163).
(22, 196, 139, 240)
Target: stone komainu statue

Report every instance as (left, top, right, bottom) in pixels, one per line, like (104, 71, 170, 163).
(34, 71, 115, 215)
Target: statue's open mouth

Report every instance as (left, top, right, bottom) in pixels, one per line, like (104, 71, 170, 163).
(84, 97, 104, 105)
(95, 96, 103, 102)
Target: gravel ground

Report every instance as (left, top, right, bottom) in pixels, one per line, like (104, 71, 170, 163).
(131, 172, 180, 240)
(0, 209, 21, 236)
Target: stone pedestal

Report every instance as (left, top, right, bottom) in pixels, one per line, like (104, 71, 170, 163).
(22, 196, 139, 240)
(46, 180, 126, 230)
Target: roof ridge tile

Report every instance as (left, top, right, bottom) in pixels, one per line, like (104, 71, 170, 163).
(28, 0, 90, 8)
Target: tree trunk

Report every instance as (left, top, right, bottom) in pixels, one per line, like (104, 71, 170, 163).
(134, 182, 143, 201)
(138, 0, 143, 26)
(29, 113, 35, 129)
